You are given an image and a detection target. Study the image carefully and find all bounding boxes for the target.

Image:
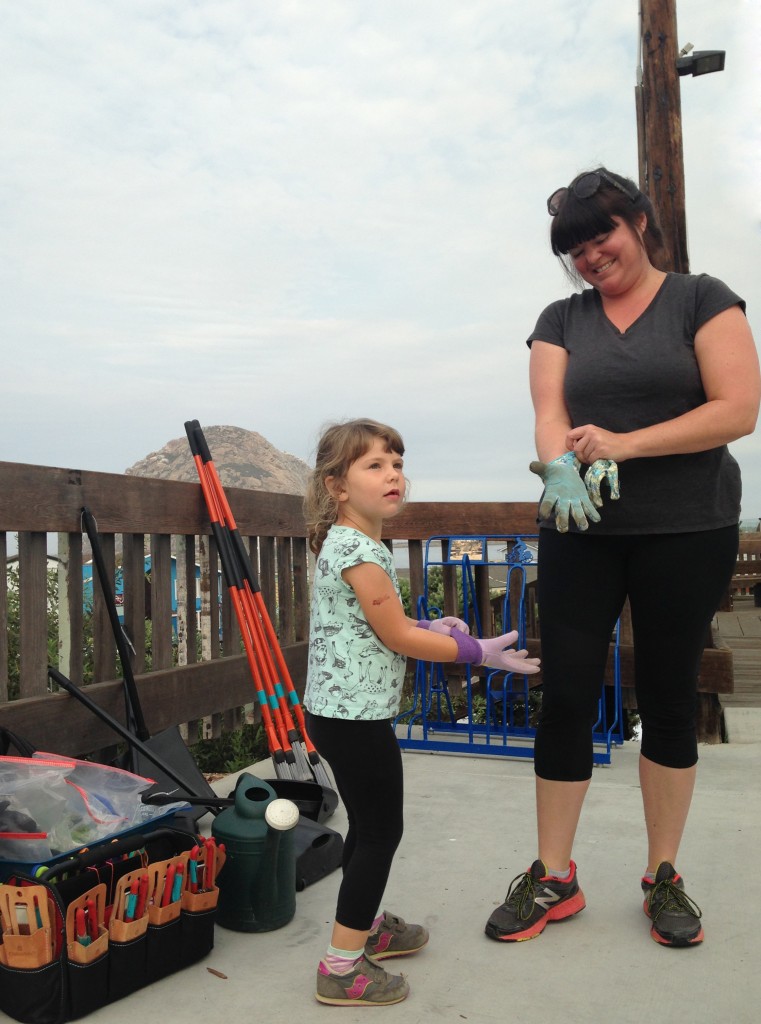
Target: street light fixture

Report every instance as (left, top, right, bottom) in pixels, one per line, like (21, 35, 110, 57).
(676, 48, 726, 77)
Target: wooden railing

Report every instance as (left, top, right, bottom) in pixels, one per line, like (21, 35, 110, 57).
(0, 459, 538, 755)
(730, 536, 761, 598)
(1, 457, 739, 751)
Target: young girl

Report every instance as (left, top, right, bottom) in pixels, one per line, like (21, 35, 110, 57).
(303, 418, 540, 1006)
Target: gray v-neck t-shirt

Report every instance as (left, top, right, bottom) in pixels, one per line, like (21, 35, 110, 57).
(527, 272, 746, 534)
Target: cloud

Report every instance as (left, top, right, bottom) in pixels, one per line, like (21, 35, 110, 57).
(2, 0, 759, 518)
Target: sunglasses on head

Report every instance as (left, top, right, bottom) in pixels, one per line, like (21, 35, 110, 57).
(547, 170, 640, 216)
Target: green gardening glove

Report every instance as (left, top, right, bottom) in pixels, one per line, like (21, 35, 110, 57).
(584, 459, 620, 508)
(529, 451, 602, 533)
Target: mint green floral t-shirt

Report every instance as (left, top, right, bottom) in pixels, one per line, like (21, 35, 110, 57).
(304, 525, 407, 720)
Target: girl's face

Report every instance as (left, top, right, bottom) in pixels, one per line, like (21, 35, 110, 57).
(327, 438, 406, 533)
(568, 215, 649, 295)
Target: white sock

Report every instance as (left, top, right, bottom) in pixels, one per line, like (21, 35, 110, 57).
(324, 944, 364, 975)
(547, 865, 571, 880)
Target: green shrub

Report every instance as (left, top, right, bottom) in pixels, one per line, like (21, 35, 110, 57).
(191, 723, 269, 774)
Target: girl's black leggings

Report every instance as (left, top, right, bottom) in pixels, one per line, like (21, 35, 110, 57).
(534, 525, 738, 781)
(304, 713, 404, 932)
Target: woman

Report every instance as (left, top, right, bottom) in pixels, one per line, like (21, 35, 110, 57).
(485, 167, 760, 947)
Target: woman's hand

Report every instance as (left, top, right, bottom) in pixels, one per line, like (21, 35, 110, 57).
(565, 424, 629, 464)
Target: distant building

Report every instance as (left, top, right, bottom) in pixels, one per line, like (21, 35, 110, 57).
(82, 557, 221, 633)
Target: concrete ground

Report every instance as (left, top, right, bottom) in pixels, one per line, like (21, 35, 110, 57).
(65, 736, 761, 1024)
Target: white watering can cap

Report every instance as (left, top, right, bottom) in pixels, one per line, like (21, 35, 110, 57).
(265, 798, 300, 831)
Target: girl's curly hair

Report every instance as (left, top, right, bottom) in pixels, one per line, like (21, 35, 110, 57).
(304, 418, 405, 555)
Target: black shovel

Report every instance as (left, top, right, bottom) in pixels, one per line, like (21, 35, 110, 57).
(48, 665, 223, 820)
(80, 506, 218, 819)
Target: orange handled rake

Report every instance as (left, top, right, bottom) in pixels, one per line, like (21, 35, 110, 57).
(186, 421, 331, 789)
(185, 427, 298, 780)
(186, 419, 331, 786)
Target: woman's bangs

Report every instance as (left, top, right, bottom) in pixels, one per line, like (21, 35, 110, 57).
(551, 201, 616, 256)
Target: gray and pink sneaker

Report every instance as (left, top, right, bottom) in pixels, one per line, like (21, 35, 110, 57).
(315, 956, 409, 1006)
(365, 911, 429, 961)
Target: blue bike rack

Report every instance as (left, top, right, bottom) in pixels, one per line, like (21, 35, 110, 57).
(394, 534, 625, 765)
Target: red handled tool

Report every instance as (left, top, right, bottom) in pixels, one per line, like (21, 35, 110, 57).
(161, 864, 176, 908)
(86, 897, 99, 941)
(135, 873, 149, 918)
(184, 420, 331, 789)
(75, 908, 91, 947)
(204, 840, 216, 892)
(184, 423, 296, 779)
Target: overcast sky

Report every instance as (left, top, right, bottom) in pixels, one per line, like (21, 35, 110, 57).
(3, 0, 760, 521)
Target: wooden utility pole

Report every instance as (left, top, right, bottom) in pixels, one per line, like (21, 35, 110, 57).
(635, 0, 689, 273)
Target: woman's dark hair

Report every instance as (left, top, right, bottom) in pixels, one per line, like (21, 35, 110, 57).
(550, 167, 664, 280)
(303, 418, 406, 555)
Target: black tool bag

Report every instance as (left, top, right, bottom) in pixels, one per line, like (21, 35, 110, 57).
(0, 824, 219, 1024)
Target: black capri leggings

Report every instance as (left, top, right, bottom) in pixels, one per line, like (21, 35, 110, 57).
(534, 525, 738, 781)
(304, 713, 404, 932)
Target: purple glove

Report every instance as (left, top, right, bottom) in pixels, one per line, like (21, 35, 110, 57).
(416, 617, 470, 636)
(450, 629, 541, 675)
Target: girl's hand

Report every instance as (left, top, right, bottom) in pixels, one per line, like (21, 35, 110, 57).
(477, 637, 541, 675)
(417, 616, 470, 636)
(450, 629, 541, 675)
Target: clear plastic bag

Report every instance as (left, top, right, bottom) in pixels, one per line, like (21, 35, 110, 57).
(0, 755, 190, 862)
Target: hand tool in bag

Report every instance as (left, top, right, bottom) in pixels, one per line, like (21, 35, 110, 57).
(171, 863, 184, 902)
(160, 864, 176, 908)
(0, 884, 54, 968)
(202, 839, 216, 893)
(80, 506, 220, 819)
(188, 846, 199, 893)
(184, 420, 333, 792)
(85, 896, 99, 941)
(74, 908, 90, 946)
(123, 879, 139, 923)
(135, 872, 149, 918)
(65, 882, 108, 966)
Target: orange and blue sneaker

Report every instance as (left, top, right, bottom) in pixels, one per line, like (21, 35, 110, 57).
(641, 862, 704, 947)
(485, 859, 586, 941)
(315, 956, 409, 1006)
(365, 911, 429, 961)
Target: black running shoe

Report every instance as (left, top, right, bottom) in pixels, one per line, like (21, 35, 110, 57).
(641, 861, 704, 947)
(485, 859, 586, 942)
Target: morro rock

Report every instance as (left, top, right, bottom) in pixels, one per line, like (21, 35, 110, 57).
(125, 425, 310, 495)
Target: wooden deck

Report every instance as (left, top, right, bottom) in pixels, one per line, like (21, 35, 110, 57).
(714, 595, 761, 709)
